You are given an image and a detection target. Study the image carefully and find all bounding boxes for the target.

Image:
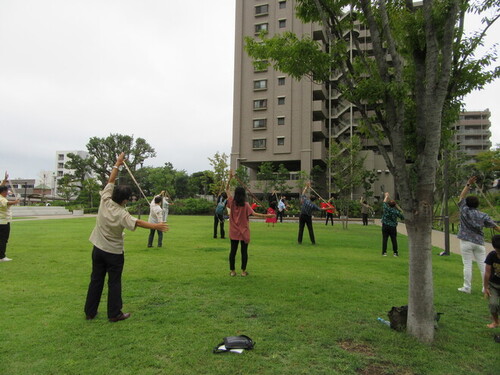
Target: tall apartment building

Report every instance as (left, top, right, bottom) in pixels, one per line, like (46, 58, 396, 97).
(453, 110, 492, 159)
(231, 0, 394, 199)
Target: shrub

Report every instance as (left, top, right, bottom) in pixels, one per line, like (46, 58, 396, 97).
(170, 198, 214, 215)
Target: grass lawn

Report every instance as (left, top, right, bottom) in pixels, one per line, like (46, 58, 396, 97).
(0, 216, 498, 375)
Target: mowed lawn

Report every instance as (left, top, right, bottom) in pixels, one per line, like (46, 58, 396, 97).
(0, 215, 497, 375)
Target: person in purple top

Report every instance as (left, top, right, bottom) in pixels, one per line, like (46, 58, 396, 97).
(457, 176, 500, 294)
(484, 235, 500, 328)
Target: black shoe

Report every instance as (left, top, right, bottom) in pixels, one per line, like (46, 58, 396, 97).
(85, 314, 96, 320)
(109, 312, 131, 322)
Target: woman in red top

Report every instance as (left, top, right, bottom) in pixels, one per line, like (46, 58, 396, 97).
(226, 173, 273, 276)
(265, 201, 278, 227)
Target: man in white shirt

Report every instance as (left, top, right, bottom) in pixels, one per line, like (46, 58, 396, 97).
(148, 195, 164, 247)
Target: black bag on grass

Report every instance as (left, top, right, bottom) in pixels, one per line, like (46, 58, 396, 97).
(213, 335, 255, 353)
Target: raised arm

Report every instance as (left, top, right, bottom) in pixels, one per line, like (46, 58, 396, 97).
(136, 219, 168, 232)
(225, 170, 234, 199)
(1, 171, 8, 186)
(459, 176, 477, 201)
(109, 153, 125, 184)
(383, 192, 390, 203)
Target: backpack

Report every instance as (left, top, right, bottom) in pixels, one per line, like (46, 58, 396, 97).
(213, 335, 255, 353)
(215, 199, 227, 215)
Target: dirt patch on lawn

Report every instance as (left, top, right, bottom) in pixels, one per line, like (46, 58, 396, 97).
(338, 340, 374, 356)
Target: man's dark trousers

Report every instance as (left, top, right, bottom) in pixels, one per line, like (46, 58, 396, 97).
(84, 246, 124, 319)
(298, 213, 315, 244)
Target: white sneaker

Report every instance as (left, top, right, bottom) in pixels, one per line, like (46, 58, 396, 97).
(0, 257, 12, 262)
(457, 287, 471, 294)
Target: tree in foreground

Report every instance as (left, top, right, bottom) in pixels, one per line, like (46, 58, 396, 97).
(246, 0, 499, 343)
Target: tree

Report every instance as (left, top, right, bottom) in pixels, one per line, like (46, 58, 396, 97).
(255, 161, 276, 200)
(82, 134, 156, 185)
(64, 153, 93, 188)
(57, 175, 79, 203)
(76, 178, 100, 208)
(208, 152, 229, 196)
(471, 148, 500, 188)
(245, 1, 499, 343)
(190, 171, 214, 196)
(274, 164, 291, 196)
(327, 135, 368, 225)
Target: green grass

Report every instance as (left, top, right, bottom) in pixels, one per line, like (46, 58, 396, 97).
(0, 216, 498, 375)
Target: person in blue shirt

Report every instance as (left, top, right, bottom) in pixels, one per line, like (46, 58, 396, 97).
(381, 192, 404, 256)
(457, 176, 499, 294)
(297, 182, 330, 245)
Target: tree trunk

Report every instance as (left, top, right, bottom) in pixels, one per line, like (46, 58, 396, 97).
(405, 204, 435, 343)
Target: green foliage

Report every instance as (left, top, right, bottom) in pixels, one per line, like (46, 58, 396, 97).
(275, 164, 291, 195)
(169, 198, 215, 215)
(208, 152, 229, 196)
(327, 135, 367, 200)
(255, 161, 276, 197)
(57, 175, 79, 202)
(245, 31, 331, 82)
(85, 133, 156, 185)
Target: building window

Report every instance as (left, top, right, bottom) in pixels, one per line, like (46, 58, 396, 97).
(278, 77, 286, 86)
(58, 163, 64, 169)
(253, 99, 268, 110)
(277, 96, 285, 105)
(277, 137, 285, 146)
(277, 117, 285, 125)
(255, 23, 268, 34)
(278, 19, 286, 28)
(255, 4, 269, 16)
(253, 119, 267, 129)
(254, 60, 268, 72)
(253, 139, 267, 149)
(57, 171, 64, 177)
(253, 79, 268, 90)
(58, 154, 64, 161)
(279, 1, 286, 9)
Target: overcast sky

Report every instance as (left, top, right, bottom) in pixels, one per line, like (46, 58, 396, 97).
(0, 1, 498, 181)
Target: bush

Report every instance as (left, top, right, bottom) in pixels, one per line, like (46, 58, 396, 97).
(170, 198, 214, 215)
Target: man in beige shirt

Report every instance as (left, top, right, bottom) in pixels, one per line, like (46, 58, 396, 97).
(0, 172, 20, 262)
(84, 153, 168, 322)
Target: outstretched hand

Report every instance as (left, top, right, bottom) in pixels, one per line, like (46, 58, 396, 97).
(116, 152, 125, 166)
(467, 176, 477, 185)
(156, 222, 169, 232)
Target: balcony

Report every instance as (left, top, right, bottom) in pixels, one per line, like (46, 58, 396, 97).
(312, 120, 327, 139)
(312, 141, 327, 161)
(313, 100, 328, 119)
(313, 82, 328, 100)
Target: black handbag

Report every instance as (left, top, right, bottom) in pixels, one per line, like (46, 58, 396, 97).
(213, 335, 255, 353)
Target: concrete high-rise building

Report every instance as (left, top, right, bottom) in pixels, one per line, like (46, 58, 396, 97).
(453, 110, 492, 159)
(231, 0, 394, 200)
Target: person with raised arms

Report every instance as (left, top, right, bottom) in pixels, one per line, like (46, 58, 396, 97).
(84, 153, 168, 322)
(225, 171, 274, 277)
(0, 172, 20, 262)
